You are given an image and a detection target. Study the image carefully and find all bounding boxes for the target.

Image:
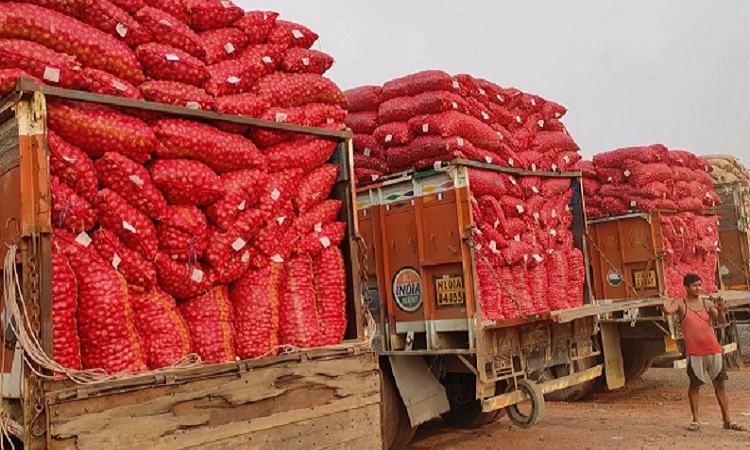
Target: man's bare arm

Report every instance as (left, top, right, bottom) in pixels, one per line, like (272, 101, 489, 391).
(707, 297, 727, 325)
(661, 298, 681, 316)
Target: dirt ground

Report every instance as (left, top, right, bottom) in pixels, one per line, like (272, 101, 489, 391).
(408, 326, 750, 450)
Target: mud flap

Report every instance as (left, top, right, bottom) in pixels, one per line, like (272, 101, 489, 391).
(389, 355, 450, 427)
(600, 322, 626, 390)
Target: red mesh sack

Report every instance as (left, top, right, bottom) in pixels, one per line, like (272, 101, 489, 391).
(93, 189, 158, 259)
(258, 170, 303, 216)
(264, 137, 338, 173)
(0, 5, 145, 84)
(600, 197, 628, 216)
(0, 39, 86, 89)
(530, 131, 579, 153)
(313, 247, 347, 345)
(129, 287, 191, 369)
(48, 130, 97, 201)
(501, 240, 533, 266)
(183, 0, 243, 31)
(374, 122, 412, 148)
(253, 72, 347, 108)
(199, 28, 249, 65)
(677, 197, 705, 212)
(232, 10, 279, 45)
(204, 209, 265, 268)
(355, 168, 385, 186)
(51, 248, 82, 370)
(231, 262, 284, 359)
(354, 135, 385, 159)
(301, 103, 347, 127)
(79, 0, 151, 47)
(296, 222, 346, 256)
(508, 265, 533, 316)
(355, 154, 389, 173)
(567, 248, 585, 308)
(150, 159, 224, 206)
(153, 119, 265, 172)
(346, 112, 378, 134)
(267, 20, 318, 49)
(203, 46, 279, 96)
(247, 107, 306, 147)
(578, 160, 597, 179)
(519, 177, 543, 199)
(179, 287, 236, 363)
(48, 100, 154, 164)
(295, 164, 339, 213)
(279, 255, 322, 348)
(387, 135, 503, 171)
(95, 152, 167, 220)
(91, 228, 157, 288)
(408, 111, 503, 152)
(556, 151, 582, 172)
(668, 150, 710, 171)
(83, 68, 142, 99)
(51, 177, 96, 234)
(540, 178, 572, 198)
(596, 167, 627, 185)
(500, 195, 528, 219)
(280, 48, 334, 75)
(134, 7, 205, 58)
(255, 214, 298, 260)
(541, 101, 567, 120)
(345, 85, 382, 112)
(135, 43, 208, 86)
(378, 91, 469, 124)
(156, 206, 208, 262)
(475, 257, 503, 321)
(21, 0, 80, 16)
(109, 0, 144, 13)
(582, 178, 601, 196)
(294, 200, 342, 234)
(468, 169, 520, 198)
(623, 161, 673, 188)
(545, 250, 569, 310)
(381, 70, 455, 101)
(592, 145, 668, 168)
(214, 92, 269, 117)
(0, 68, 36, 95)
(151, 0, 189, 23)
(204, 170, 268, 230)
(55, 231, 146, 374)
(527, 260, 549, 314)
(154, 253, 211, 299)
(140, 80, 215, 110)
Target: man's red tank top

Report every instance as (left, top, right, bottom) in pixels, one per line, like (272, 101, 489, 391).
(681, 299, 722, 356)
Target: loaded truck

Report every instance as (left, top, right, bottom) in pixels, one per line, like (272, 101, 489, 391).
(0, 81, 382, 450)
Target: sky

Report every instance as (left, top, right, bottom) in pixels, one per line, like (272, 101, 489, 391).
(243, 0, 750, 164)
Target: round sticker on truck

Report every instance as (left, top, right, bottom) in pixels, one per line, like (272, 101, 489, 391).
(392, 267, 423, 312)
(607, 269, 623, 286)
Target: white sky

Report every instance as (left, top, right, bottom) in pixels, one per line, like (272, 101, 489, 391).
(242, 0, 750, 164)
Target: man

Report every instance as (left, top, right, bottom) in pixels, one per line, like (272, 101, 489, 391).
(661, 273, 746, 432)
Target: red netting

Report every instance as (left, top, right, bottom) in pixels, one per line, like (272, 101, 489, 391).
(150, 159, 224, 206)
(203, 46, 279, 96)
(51, 248, 82, 370)
(313, 247, 347, 345)
(135, 7, 205, 58)
(95, 152, 167, 220)
(592, 144, 669, 168)
(263, 137, 338, 173)
(51, 176, 96, 234)
(214, 92, 269, 117)
(233, 11, 279, 45)
(231, 262, 284, 358)
(79, 0, 151, 47)
(204, 169, 268, 230)
(381, 70, 455, 101)
(344, 85, 382, 112)
(529, 131, 579, 153)
(253, 72, 347, 108)
(179, 286, 236, 363)
(279, 255, 321, 348)
(48, 130, 98, 201)
(93, 188, 159, 259)
(156, 206, 208, 262)
(408, 111, 503, 152)
(247, 107, 306, 147)
(154, 253, 211, 300)
(346, 112, 378, 134)
(135, 43, 208, 86)
(294, 200, 342, 234)
(545, 250, 568, 310)
(280, 48, 334, 75)
(0, 68, 36, 95)
(475, 257, 503, 321)
(183, 0, 243, 31)
(295, 222, 346, 256)
(140, 80, 215, 110)
(199, 28, 249, 65)
(83, 68, 143, 99)
(151, 0, 189, 23)
(0, 39, 86, 89)
(378, 91, 469, 124)
(92, 228, 157, 289)
(301, 103, 347, 127)
(266, 20, 318, 49)
(373, 122, 413, 148)
(295, 164, 339, 213)
(354, 154, 389, 173)
(204, 209, 265, 269)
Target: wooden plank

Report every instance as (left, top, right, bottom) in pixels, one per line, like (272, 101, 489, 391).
(600, 323, 625, 390)
(14, 79, 351, 139)
(47, 354, 381, 450)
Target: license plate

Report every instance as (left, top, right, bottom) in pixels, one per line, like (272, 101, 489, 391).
(435, 275, 465, 307)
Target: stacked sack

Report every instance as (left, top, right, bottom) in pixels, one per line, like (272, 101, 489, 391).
(347, 70, 580, 185)
(344, 85, 388, 185)
(15, 1, 351, 374)
(468, 169, 585, 320)
(661, 213, 720, 298)
(581, 145, 721, 218)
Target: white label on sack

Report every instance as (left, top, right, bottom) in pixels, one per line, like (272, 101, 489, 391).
(533, 212, 540, 220)
(292, 29, 305, 39)
(310, 192, 321, 201)
(123, 221, 137, 233)
(516, 205, 524, 214)
(75, 232, 92, 247)
(607, 176, 613, 182)
(190, 268, 204, 283)
(708, 226, 713, 232)
(563, 155, 570, 164)
(371, 174, 380, 181)
(623, 169, 631, 177)
(550, 229, 558, 236)
(271, 254, 284, 263)
(509, 177, 517, 185)
(241, 251, 250, 263)
(237, 200, 246, 211)
(551, 164, 559, 171)
(129, 174, 144, 186)
(186, 102, 200, 110)
(531, 98, 537, 106)
(451, 101, 458, 110)
(531, 164, 537, 172)
(221, 0, 232, 7)
(232, 237, 247, 251)
(224, 42, 236, 54)
(538, 120, 545, 128)
(497, 94, 504, 102)
(533, 254, 544, 263)
(314, 222, 323, 233)
(159, 19, 173, 27)
(111, 253, 121, 270)
(475, 228, 483, 235)
(481, 111, 490, 120)
(112, 80, 128, 92)
(433, 161, 442, 171)
(227, 76, 241, 84)
(165, 53, 180, 61)
(62, 155, 77, 164)
(276, 216, 286, 225)
(116, 23, 128, 38)
(456, 137, 464, 146)
(43, 67, 60, 83)
(385, 134, 393, 143)
(262, 56, 273, 64)
(514, 235, 521, 241)
(452, 79, 460, 89)
(523, 254, 529, 263)
(565, 205, 570, 212)
(508, 158, 514, 167)
(515, 116, 522, 123)
(551, 209, 558, 218)
(630, 200, 637, 207)
(484, 156, 493, 164)
(262, 12, 268, 20)
(555, 112, 562, 118)
(363, 147, 372, 157)
(475, 243, 482, 251)
(270, 188, 281, 201)
(532, 186, 539, 194)
(496, 131, 504, 140)
(302, 57, 310, 66)
(422, 123, 429, 133)
(320, 236, 332, 248)
(489, 240, 498, 252)
(478, 88, 486, 96)
(275, 112, 288, 122)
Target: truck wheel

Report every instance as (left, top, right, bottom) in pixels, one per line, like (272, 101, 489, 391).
(622, 341, 653, 382)
(441, 373, 501, 428)
(543, 356, 600, 402)
(381, 363, 417, 450)
(505, 379, 545, 428)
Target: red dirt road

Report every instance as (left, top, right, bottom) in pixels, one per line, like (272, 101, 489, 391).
(408, 367, 750, 450)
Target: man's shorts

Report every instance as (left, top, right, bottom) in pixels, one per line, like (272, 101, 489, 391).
(687, 354, 728, 388)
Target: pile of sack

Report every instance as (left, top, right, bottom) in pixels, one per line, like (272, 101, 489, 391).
(661, 213, 720, 298)
(344, 85, 388, 185)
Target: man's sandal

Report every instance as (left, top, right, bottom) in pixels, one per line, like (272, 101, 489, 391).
(724, 422, 747, 432)
(688, 422, 701, 431)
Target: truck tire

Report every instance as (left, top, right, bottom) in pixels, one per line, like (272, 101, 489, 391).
(381, 363, 417, 450)
(505, 379, 545, 428)
(621, 341, 653, 382)
(441, 373, 501, 429)
(543, 356, 601, 402)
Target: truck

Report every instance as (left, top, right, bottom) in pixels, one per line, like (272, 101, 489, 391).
(357, 161, 607, 448)
(0, 80, 382, 450)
